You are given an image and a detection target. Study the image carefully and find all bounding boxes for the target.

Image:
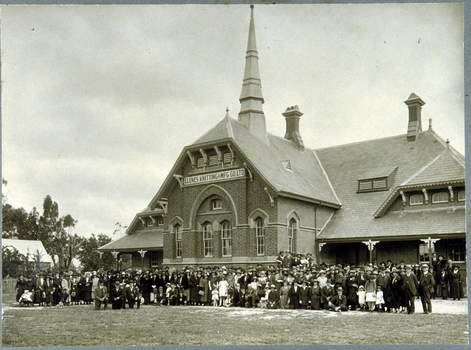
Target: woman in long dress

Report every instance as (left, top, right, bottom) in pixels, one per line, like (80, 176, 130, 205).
(199, 272, 210, 305)
(449, 266, 462, 300)
(189, 271, 200, 305)
(279, 280, 290, 309)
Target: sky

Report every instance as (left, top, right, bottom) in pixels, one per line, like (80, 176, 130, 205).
(1, 3, 465, 240)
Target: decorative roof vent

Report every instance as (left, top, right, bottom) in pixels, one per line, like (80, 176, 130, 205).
(281, 160, 292, 171)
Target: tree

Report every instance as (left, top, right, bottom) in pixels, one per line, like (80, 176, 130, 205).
(37, 195, 79, 272)
(76, 233, 113, 271)
(2, 204, 28, 238)
(2, 246, 27, 278)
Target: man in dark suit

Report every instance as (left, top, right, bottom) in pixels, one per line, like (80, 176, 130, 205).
(329, 287, 348, 312)
(299, 280, 310, 309)
(289, 281, 301, 309)
(321, 282, 335, 310)
(110, 282, 124, 309)
(402, 265, 419, 314)
(94, 279, 108, 310)
(419, 264, 435, 314)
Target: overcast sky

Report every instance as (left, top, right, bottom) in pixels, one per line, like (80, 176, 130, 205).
(2, 3, 465, 239)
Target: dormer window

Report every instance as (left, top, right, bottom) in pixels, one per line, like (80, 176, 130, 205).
(357, 166, 396, 193)
(212, 199, 222, 210)
(157, 217, 164, 226)
(358, 177, 388, 192)
(146, 218, 154, 227)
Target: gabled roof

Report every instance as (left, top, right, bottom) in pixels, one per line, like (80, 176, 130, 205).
(2, 238, 53, 263)
(401, 143, 465, 186)
(315, 129, 465, 241)
(372, 142, 465, 218)
(188, 114, 341, 207)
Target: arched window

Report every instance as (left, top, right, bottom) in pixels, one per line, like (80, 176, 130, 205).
(432, 192, 449, 204)
(174, 223, 182, 258)
(221, 221, 232, 257)
(410, 193, 424, 206)
(288, 218, 297, 252)
(203, 222, 213, 257)
(255, 217, 265, 256)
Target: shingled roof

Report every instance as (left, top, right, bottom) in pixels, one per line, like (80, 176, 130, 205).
(315, 129, 465, 241)
(194, 113, 341, 207)
(401, 142, 465, 186)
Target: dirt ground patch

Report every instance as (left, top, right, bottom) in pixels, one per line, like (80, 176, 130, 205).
(2, 293, 468, 346)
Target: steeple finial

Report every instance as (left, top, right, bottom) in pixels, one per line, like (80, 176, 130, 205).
(238, 5, 268, 145)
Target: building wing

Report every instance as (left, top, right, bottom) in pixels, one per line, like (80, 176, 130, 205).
(315, 129, 465, 241)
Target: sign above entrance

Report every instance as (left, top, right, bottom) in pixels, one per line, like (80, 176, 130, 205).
(184, 168, 245, 186)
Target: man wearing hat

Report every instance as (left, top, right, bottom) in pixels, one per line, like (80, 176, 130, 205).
(266, 284, 280, 309)
(402, 265, 419, 314)
(299, 280, 310, 309)
(110, 281, 123, 309)
(33, 272, 46, 306)
(289, 281, 301, 309)
(328, 287, 348, 312)
(94, 279, 109, 310)
(418, 263, 434, 314)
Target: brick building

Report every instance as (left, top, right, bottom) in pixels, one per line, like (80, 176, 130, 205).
(99, 6, 466, 273)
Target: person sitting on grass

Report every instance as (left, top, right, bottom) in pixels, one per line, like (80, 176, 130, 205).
(94, 280, 108, 310)
(266, 284, 280, 309)
(328, 287, 348, 312)
(166, 283, 177, 306)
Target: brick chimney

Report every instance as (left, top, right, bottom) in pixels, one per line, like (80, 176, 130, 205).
(404, 93, 425, 142)
(283, 105, 304, 151)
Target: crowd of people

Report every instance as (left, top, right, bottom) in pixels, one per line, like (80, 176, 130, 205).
(14, 251, 465, 313)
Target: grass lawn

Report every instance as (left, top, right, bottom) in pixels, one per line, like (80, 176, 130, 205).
(2, 292, 468, 346)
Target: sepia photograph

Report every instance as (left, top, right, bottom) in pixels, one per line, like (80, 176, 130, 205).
(1, 2, 467, 347)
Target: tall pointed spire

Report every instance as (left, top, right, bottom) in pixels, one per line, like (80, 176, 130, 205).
(238, 5, 268, 145)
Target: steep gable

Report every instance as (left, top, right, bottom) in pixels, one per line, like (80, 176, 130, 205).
(402, 143, 465, 186)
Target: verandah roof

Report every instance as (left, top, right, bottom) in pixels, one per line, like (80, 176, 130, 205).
(98, 230, 163, 253)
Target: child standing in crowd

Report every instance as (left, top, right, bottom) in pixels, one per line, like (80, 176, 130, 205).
(218, 277, 229, 306)
(357, 285, 366, 311)
(212, 288, 219, 307)
(375, 286, 385, 312)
